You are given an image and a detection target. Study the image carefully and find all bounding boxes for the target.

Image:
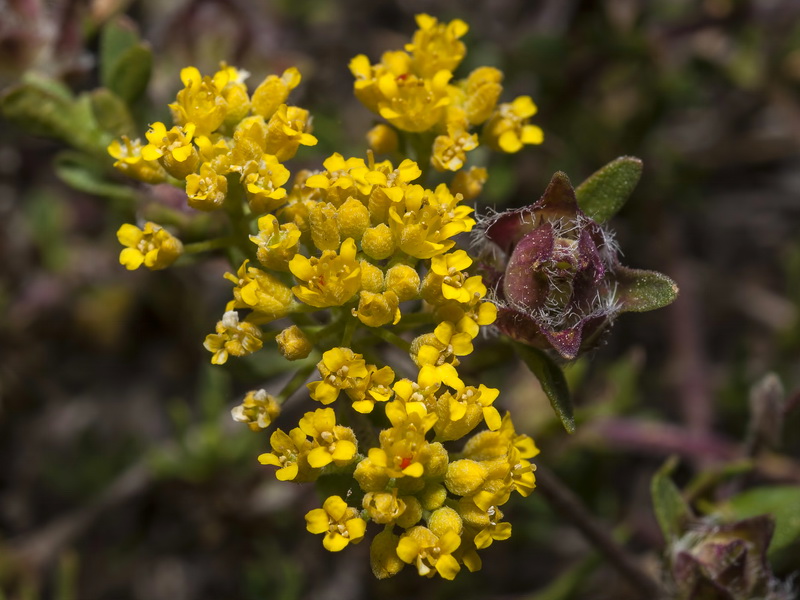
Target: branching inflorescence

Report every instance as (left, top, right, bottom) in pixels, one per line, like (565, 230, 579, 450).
(110, 14, 544, 580)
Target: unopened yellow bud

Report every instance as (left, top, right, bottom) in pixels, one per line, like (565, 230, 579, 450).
(275, 325, 313, 360)
(337, 197, 370, 242)
(309, 202, 341, 251)
(419, 482, 448, 511)
(360, 260, 385, 292)
(354, 456, 391, 492)
(385, 264, 420, 301)
(396, 496, 423, 529)
(361, 224, 395, 260)
(445, 459, 489, 496)
(428, 506, 463, 538)
(366, 124, 399, 155)
(370, 528, 405, 580)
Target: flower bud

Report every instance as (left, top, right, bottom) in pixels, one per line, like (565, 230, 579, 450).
(275, 325, 312, 360)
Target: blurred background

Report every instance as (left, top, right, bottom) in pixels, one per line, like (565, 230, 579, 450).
(1, 0, 800, 598)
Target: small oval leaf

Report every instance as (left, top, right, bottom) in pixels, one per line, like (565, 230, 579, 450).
(513, 341, 575, 433)
(107, 43, 153, 104)
(614, 266, 679, 313)
(575, 156, 643, 223)
(100, 16, 141, 89)
(650, 457, 693, 541)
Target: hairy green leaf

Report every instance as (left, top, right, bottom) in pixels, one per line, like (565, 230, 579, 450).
(575, 156, 643, 223)
(615, 266, 679, 313)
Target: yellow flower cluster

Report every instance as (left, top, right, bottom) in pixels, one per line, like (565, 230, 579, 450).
(108, 13, 541, 581)
(351, 13, 543, 170)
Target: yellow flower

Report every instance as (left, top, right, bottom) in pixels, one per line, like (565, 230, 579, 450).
(406, 14, 469, 79)
(264, 104, 318, 162)
(258, 427, 316, 481)
(377, 70, 452, 133)
(298, 407, 358, 468)
(231, 389, 280, 431)
(185, 162, 228, 211)
(483, 96, 544, 153)
(450, 166, 488, 200)
(224, 260, 295, 320)
(346, 365, 395, 413)
(289, 238, 362, 308)
(307, 347, 369, 404)
(251, 67, 301, 120)
(305, 495, 367, 552)
(349, 50, 412, 114)
(250, 214, 301, 271)
(117, 222, 183, 271)
(434, 384, 502, 441)
(169, 66, 228, 135)
(361, 401, 441, 481)
(396, 526, 461, 579)
(363, 490, 419, 526)
(461, 67, 503, 126)
(142, 122, 199, 179)
(352, 290, 400, 328)
(275, 325, 312, 360)
(215, 63, 252, 127)
(107, 136, 166, 184)
(431, 126, 478, 172)
(412, 321, 473, 389)
(388, 184, 475, 259)
(242, 154, 291, 214)
(429, 249, 474, 303)
(203, 310, 263, 364)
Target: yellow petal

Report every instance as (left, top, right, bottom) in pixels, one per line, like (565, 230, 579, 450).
(305, 508, 330, 534)
(307, 447, 333, 468)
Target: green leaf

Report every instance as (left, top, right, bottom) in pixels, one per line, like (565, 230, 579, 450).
(1, 80, 108, 154)
(575, 156, 643, 223)
(614, 266, 679, 313)
(513, 342, 574, 433)
(106, 43, 152, 104)
(89, 88, 136, 138)
(100, 16, 141, 89)
(54, 152, 136, 201)
(721, 486, 800, 557)
(650, 457, 693, 541)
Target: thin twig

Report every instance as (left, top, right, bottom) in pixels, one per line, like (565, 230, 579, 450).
(535, 465, 663, 598)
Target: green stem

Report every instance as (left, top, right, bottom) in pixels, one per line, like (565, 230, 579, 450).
(370, 327, 411, 352)
(341, 314, 357, 347)
(182, 237, 234, 255)
(276, 361, 318, 404)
